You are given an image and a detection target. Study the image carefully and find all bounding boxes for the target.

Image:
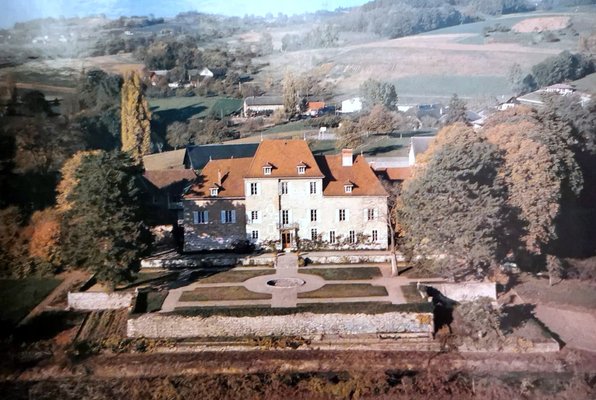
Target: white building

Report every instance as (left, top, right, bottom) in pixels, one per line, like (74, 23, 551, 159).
(183, 140, 388, 251)
(340, 97, 363, 113)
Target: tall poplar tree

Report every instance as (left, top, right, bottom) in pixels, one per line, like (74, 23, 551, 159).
(121, 71, 151, 163)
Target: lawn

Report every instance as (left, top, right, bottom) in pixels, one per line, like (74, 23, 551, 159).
(298, 284, 388, 299)
(197, 269, 273, 284)
(395, 74, 509, 99)
(301, 267, 382, 281)
(133, 290, 170, 313)
(118, 271, 177, 289)
(400, 284, 427, 304)
(0, 278, 62, 329)
(148, 96, 242, 121)
(179, 286, 271, 302)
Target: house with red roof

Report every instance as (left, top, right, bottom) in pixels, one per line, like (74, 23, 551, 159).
(182, 140, 389, 251)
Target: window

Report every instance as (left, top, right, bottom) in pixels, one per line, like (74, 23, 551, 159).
(281, 210, 289, 225)
(193, 210, 208, 224)
(263, 166, 272, 175)
(372, 230, 378, 242)
(280, 181, 288, 194)
(367, 208, 377, 221)
(210, 187, 219, 196)
(251, 230, 259, 240)
(338, 209, 346, 221)
(349, 230, 356, 243)
(311, 228, 318, 241)
(250, 182, 259, 195)
(310, 181, 317, 194)
(221, 210, 236, 224)
(310, 209, 317, 222)
(250, 211, 259, 223)
(329, 231, 336, 244)
(344, 185, 353, 193)
(297, 165, 306, 174)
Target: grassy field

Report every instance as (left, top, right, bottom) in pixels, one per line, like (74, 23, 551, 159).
(301, 267, 382, 281)
(196, 269, 273, 284)
(148, 96, 242, 121)
(179, 286, 271, 302)
(298, 284, 388, 299)
(0, 278, 62, 329)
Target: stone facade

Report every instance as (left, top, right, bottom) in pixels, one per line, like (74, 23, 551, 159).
(183, 199, 246, 251)
(127, 311, 433, 338)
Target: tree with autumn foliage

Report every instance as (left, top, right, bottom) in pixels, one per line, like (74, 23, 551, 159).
(121, 71, 151, 163)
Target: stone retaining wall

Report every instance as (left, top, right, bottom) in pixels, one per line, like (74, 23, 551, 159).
(432, 282, 497, 302)
(68, 292, 134, 310)
(303, 254, 403, 265)
(141, 254, 275, 269)
(128, 311, 433, 339)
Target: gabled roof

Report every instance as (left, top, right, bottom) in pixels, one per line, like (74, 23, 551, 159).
(244, 96, 284, 106)
(246, 140, 324, 178)
(184, 158, 252, 199)
(142, 169, 197, 194)
(315, 154, 387, 197)
(307, 101, 325, 111)
(184, 143, 259, 170)
(143, 149, 186, 171)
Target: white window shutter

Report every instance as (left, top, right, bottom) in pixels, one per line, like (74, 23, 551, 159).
(220, 210, 226, 223)
(335, 209, 339, 222)
(193, 211, 199, 224)
(345, 209, 350, 221)
(374, 208, 378, 220)
(363, 209, 368, 221)
(231, 210, 236, 223)
(288, 209, 292, 224)
(257, 183, 260, 195)
(204, 211, 208, 223)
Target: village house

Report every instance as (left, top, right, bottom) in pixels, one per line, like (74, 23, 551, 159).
(182, 140, 388, 252)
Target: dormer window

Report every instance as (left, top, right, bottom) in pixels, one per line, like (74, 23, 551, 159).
(210, 187, 219, 196)
(344, 181, 354, 193)
(297, 161, 307, 175)
(263, 162, 273, 175)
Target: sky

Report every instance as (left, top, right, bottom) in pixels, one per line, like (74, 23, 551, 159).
(0, 0, 368, 28)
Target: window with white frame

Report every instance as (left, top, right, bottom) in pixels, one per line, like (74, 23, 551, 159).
(251, 230, 259, 240)
(372, 230, 378, 242)
(310, 181, 317, 194)
(311, 228, 317, 241)
(297, 165, 306, 174)
(338, 209, 346, 221)
(263, 166, 272, 175)
(280, 181, 288, 194)
(310, 209, 317, 222)
(349, 230, 356, 243)
(250, 182, 259, 195)
(344, 184, 353, 193)
(221, 210, 236, 223)
(329, 231, 336, 244)
(367, 208, 377, 221)
(250, 210, 259, 223)
(192, 210, 208, 224)
(281, 210, 289, 225)
(210, 187, 219, 196)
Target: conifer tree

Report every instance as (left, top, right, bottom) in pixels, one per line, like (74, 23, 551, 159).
(121, 71, 151, 163)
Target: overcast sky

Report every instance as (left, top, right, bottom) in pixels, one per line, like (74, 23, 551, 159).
(1, 0, 368, 28)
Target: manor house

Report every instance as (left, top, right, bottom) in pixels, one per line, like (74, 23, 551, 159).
(182, 140, 388, 251)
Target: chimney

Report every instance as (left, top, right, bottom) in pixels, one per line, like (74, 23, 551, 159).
(217, 169, 222, 186)
(342, 149, 353, 167)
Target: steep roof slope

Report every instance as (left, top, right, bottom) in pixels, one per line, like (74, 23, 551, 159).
(316, 154, 387, 197)
(245, 140, 324, 178)
(184, 157, 252, 198)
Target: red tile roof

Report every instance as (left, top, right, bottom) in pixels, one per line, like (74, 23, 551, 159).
(184, 157, 252, 198)
(245, 140, 324, 178)
(316, 154, 388, 197)
(308, 101, 325, 111)
(385, 167, 413, 181)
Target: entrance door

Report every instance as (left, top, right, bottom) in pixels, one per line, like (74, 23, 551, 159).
(281, 232, 291, 248)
